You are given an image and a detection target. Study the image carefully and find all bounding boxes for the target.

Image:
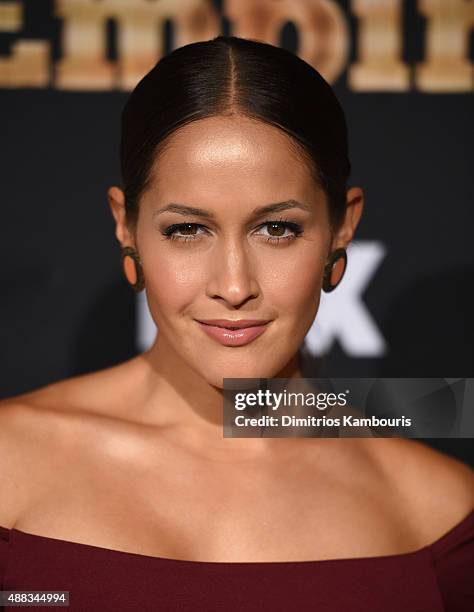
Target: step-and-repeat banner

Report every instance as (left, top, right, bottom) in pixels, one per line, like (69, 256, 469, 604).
(1, 0, 473, 458)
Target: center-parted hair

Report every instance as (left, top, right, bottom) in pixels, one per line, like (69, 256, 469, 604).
(120, 35, 351, 232)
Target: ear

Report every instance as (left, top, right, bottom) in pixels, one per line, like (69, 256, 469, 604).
(331, 186, 364, 250)
(107, 186, 135, 248)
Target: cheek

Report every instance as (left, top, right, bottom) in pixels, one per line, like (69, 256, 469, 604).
(259, 247, 325, 311)
(139, 231, 326, 322)
(141, 250, 204, 315)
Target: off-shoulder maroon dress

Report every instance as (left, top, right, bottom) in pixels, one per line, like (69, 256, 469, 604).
(1, 509, 473, 611)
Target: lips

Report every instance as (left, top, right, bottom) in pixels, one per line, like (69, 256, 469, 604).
(196, 319, 271, 329)
(195, 319, 271, 346)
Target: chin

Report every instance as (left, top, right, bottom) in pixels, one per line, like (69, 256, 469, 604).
(200, 356, 294, 389)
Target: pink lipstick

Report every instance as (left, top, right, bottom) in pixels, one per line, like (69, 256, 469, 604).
(195, 319, 271, 347)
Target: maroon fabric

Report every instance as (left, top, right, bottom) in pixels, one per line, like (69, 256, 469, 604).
(1, 509, 473, 611)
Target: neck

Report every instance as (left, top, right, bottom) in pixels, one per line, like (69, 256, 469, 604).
(131, 331, 305, 459)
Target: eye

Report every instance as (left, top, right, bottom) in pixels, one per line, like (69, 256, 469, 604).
(161, 219, 304, 245)
(161, 222, 209, 242)
(255, 220, 303, 244)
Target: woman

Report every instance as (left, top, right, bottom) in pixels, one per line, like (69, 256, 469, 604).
(0, 36, 473, 612)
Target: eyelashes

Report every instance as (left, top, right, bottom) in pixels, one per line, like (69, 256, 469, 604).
(161, 218, 304, 245)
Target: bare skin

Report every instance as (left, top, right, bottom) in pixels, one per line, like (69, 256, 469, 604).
(1, 377, 473, 563)
(1, 115, 473, 562)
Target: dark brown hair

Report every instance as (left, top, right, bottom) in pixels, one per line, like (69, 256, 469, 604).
(120, 35, 351, 232)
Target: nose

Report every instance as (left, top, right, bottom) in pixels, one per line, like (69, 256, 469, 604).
(205, 237, 260, 307)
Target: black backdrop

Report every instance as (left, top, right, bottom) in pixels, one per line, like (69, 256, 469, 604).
(1, 0, 473, 465)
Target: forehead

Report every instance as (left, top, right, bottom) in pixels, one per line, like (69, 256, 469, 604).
(145, 115, 318, 206)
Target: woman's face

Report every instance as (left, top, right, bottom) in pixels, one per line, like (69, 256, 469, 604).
(113, 115, 356, 388)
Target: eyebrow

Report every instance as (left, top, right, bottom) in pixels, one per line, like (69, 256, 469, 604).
(152, 199, 313, 221)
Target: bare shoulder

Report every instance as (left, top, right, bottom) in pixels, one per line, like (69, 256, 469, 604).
(0, 353, 146, 451)
(365, 438, 474, 544)
(0, 393, 70, 528)
(0, 355, 144, 527)
(2, 353, 145, 418)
